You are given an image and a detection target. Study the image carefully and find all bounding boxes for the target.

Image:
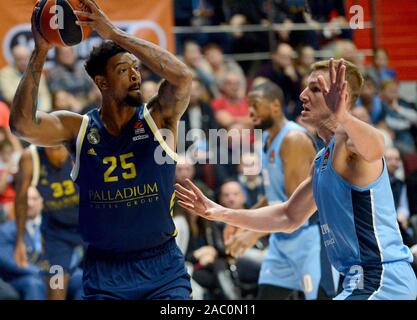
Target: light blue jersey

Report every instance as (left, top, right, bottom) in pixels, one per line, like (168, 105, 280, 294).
(259, 121, 323, 299)
(313, 136, 417, 299)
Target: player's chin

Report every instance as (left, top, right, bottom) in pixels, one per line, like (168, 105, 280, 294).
(125, 92, 144, 107)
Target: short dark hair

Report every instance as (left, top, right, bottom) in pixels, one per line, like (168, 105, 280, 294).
(84, 41, 127, 80)
(250, 80, 285, 107)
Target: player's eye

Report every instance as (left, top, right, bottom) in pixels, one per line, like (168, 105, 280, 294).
(311, 87, 321, 93)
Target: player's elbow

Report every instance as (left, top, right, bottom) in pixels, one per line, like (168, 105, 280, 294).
(180, 69, 193, 86)
(9, 114, 31, 139)
(273, 203, 304, 234)
(283, 217, 303, 233)
(9, 115, 22, 136)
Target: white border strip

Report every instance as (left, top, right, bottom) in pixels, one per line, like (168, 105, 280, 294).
(143, 106, 178, 162)
(70, 115, 89, 181)
(29, 145, 40, 187)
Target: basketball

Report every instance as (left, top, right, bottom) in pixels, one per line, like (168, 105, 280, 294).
(34, 0, 92, 47)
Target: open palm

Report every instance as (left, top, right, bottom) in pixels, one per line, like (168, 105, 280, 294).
(317, 58, 349, 123)
(175, 179, 226, 221)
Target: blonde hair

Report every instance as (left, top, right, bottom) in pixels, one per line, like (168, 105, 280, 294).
(311, 59, 364, 108)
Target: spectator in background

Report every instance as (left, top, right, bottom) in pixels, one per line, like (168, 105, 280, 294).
(174, 0, 228, 55)
(380, 80, 417, 154)
(183, 41, 219, 98)
(333, 40, 365, 73)
(0, 187, 46, 300)
(0, 138, 18, 220)
(211, 71, 252, 130)
(367, 48, 397, 89)
(356, 75, 384, 125)
(351, 106, 393, 148)
(80, 85, 102, 115)
(174, 153, 215, 299)
(255, 43, 302, 119)
(203, 43, 246, 94)
(0, 101, 23, 153)
(191, 180, 254, 300)
(140, 80, 159, 103)
(224, 0, 270, 65)
(179, 78, 219, 153)
(237, 152, 264, 208)
(51, 90, 83, 113)
(386, 147, 411, 231)
(0, 187, 84, 300)
(305, 0, 352, 43)
(47, 47, 94, 109)
(0, 45, 51, 112)
(296, 45, 316, 77)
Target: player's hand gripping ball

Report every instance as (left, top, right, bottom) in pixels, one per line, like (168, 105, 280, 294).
(34, 0, 92, 46)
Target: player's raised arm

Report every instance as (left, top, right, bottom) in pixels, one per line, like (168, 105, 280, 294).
(175, 167, 317, 233)
(9, 4, 82, 147)
(75, 0, 192, 120)
(318, 58, 385, 162)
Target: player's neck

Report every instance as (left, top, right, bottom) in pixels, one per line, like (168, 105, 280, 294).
(267, 118, 287, 144)
(100, 99, 137, 136)
(317, 116, 338, 144)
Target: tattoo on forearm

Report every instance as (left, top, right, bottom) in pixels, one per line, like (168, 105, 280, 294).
(125, 37, 184, 76)
(13, 51, 45, 126)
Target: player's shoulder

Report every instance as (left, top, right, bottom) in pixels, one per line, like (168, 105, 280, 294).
(282, 129, 313, 149)
(20, 147, 34, 162)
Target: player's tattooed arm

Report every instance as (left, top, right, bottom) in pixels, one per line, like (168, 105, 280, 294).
(10, 49, 47, 131)
(76, 0, 192, 121)
(10, 5, 83, 147)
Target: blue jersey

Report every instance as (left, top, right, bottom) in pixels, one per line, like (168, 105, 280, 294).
(30, 145, 79, 228)
(312, 137, 413, 274)
(71, 105, 177, 253)
(262, 121, 315, 233)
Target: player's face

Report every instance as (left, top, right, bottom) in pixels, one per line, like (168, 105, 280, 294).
(27, 187, 43, 219)
(175, 162, 195, 184)
(248, 91, 274, 130)
(106, 53, 143, 107)
(385, 148, 401, 174)
(299, 70, 332, 128)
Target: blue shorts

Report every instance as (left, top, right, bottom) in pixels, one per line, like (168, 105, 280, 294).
(82, 238, 192, 300)
(42, 219, 84, 274)
(258, 224, 322, 300)
(335, 260, 417, 300)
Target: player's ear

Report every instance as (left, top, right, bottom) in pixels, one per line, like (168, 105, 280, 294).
(95, 75, 108, 91)
(271, 98, 282, 114)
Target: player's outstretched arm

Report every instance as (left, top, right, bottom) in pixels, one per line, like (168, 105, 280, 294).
(13, 149, 33, 268)
(318, 58, 385, 162)
(175, 173, 317, 233)
(9, 4, 82, 146)
(76, 0, 192, 119)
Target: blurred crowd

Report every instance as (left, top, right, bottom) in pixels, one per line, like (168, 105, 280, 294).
(0, 0, 416, 299)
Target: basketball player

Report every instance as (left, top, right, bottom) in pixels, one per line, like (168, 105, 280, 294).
(176, 59, 417, 299)
(14, 145, 83, 300)
(10, 0, 192, 299)
(224, 80, 326, 299)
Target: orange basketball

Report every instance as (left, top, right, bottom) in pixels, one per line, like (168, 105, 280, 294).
(34, 0, 92, 46)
